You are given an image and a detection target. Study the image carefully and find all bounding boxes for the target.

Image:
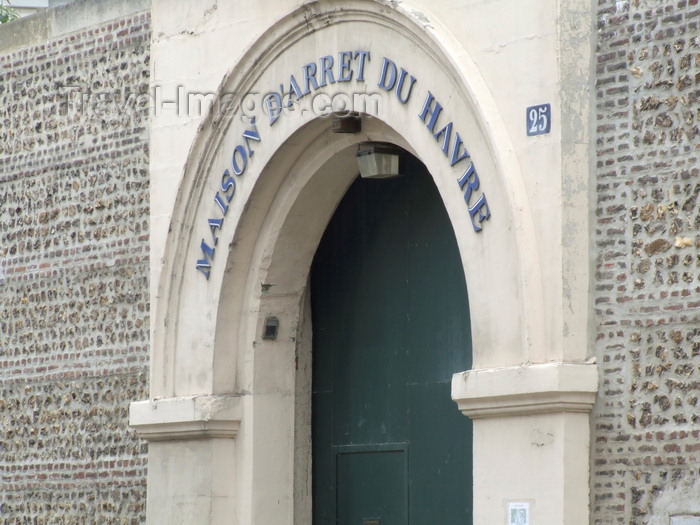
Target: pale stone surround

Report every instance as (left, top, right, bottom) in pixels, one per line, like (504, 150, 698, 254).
(130, 1, 598, 524)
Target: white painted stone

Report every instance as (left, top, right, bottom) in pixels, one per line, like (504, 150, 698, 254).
(130, 394, 241, 440)
(136, 0, 598, 523)
(452, 362, 600, 418)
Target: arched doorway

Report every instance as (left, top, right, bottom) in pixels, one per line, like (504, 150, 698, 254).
(131, 3, 595, 524)
(311, 154, 472, 523)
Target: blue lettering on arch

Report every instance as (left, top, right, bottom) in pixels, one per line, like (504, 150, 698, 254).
(197, 50, 493, 281)
(418, 91, 491, 233)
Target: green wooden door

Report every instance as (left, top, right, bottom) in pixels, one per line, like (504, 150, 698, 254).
(311, 156, 473, 525)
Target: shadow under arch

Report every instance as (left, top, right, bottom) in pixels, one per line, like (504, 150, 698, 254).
(219, 115, 477, 523)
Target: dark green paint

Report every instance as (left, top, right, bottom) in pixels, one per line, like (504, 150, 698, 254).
(311, 156, 472, 524)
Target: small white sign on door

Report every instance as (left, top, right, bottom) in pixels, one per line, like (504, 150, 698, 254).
(508, 502, 530, 525)
(670, 516, 700, 525)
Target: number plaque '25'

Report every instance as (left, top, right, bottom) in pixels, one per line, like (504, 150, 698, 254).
(526, 103, 551, 136)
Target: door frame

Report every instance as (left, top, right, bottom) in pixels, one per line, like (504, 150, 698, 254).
(308, 163, 474, 523)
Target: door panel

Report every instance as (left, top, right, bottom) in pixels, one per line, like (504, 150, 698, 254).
(336, 446, 408, 525)
(311, 156, 472, 524)
(407, 382, 471, 522)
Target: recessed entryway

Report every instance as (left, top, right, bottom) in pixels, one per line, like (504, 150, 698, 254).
(311, 154, 473, 524)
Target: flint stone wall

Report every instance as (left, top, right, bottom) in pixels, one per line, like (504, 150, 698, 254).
(594, 0, 700, 523)
(0, 1, 150, 522)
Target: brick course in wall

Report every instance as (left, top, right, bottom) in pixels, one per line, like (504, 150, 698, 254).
(594, 0, 700, 523)
(0, 10, 150, 524)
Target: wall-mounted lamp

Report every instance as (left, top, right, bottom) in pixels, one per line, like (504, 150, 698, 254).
(355, 142, 403, 179)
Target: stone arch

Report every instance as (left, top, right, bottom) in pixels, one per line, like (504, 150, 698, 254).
(129, 3, 601, 524)
(152, 0, 545, 401)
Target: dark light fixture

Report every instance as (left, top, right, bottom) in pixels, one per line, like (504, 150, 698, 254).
(355, 142, 404, 179)
(331, 112, 361, 133)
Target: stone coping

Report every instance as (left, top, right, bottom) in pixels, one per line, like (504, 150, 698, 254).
(129, 394, 242, 441)
(452, 361, 599, 419)
(0, 0, 148, 53)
